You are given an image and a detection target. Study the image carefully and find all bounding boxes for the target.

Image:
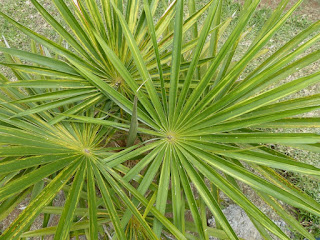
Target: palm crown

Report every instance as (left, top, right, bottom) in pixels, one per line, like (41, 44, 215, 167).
(0, 0, 319, 239)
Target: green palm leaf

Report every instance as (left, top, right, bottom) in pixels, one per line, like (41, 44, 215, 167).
(1, 0, 319, 239)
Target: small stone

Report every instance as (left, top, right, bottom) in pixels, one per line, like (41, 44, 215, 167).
(208, 204, 292, 240)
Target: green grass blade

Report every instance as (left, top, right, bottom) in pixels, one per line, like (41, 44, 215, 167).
(0, 160, 80, 240)
(31, 0, 95, 62)
(127, 96, 138, 147)
(142, 0, 167, 112)
(210, 0, 304, 101)
(0, 157, 78, 201)
(51, 0, 103, 63)
(70, 60, 159, 130)
(0, 154, 74, 175)
(102, 163, 187, 240)
(54, 160, 86, 240)
(252, 0, 290, 46)
(92, 31, 162, 126)
(0, 12, 103, 76)
(180, 143, 320, 216)
(97, 162, 158, 240)
(0, 63, 82, 79)
(255, 118, 320, 128)
(175, 149, 207, 239)
(179, 23, 320, 131)
(208, 0, 222, 58)
(153, 145, 171, 237)
(14, 89, 96, 104)
(180, 148, 289, 239)
(187, 133, 320, 144)
(120, 145, 166, 227)
(170, 150, 183, 232)
(20, 218, 111, 238)
(174, 0, 219, 123)
(49, 95, 103, 125)
(0, 80, 92, 89)
(256, 164, 320, 218)
(287, 143, 320, 153)
(66, 114, 161, 136)
(186, 71, 320, 132)
(84, 0, 108, 39)
(109, 0, 167, 128)
(11, 92, 99, 118)
(258, 193, 315, 240)
(0, 47, 78, 75)
(168, 0, 184, 126)
(93, 165, 126, 240)
(0, 189, 31, 222)
(179, 0, 260, 120)
(175, 146, 238, 240)
(123, 144, 166, 182)
(187, 140, 320, 176)
(0, 146, 69, 157)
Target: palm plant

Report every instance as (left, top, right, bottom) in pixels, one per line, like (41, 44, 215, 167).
(0, 0, 320, 239)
